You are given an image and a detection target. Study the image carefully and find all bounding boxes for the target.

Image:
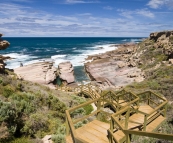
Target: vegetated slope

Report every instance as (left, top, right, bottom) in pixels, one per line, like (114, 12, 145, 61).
(126, 31, 173, 99)
(0, 72, 69, 143)
(0, 71, 93, 143)
(125, 31, 173, 142)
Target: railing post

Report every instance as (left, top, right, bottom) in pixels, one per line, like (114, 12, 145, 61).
(143, 115, 147, 131)
(66, 117, 70, 136)
(109, 118, 114, 143)
(164, 103, 168, 117)
(125, 108, 130, 129)
(126, 134, 130, 143)
(147, 92, 151, 105)
(97, 100, 101, 119)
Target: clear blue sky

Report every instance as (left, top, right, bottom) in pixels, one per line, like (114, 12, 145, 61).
(0, 0, 173, 37)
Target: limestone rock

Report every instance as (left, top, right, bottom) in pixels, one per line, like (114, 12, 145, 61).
(58, 61, 75, 84)
(42, 135, 52, 143)
(84, 42, 144, 89)
(14, 62, 57, 85)
(0, 40, 10, 50)
(169, 59, 173, 64)
(117, 61, 126, 68)
(0, 34, 10, 73)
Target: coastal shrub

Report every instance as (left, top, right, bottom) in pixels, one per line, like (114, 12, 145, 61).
(21, 113, 48, 136)
(0, 74, 70, 141)
(52, 134, 65, 143)
(0, 77, 3, 84)
(74, 121, 83, 129)
(70, 108, 85, 118)
(10, 137, 32, 143)
(83, 104, 94, 115)
(2, 85, 15, 98)
(169, 36, 173, 43)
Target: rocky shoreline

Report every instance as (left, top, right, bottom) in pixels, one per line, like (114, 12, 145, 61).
(84, 43, 145, 90)
(2, 30, 173, 91)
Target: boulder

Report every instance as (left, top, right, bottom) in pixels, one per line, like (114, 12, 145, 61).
(14, 62, 57, 85)
(169, 59, 173, 64)
(42, 135, 52, 143)
(0, 40, 10, 50)
(58, 61, 75, 84)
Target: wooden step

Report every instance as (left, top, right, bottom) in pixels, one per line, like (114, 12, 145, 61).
(113, 130, 126, 143)
(146, 115, 166, 132)
(75, 120, 109, 143)
(66, 135, 73, 143)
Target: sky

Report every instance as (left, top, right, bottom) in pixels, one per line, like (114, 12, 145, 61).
(0, 0, 173, 37)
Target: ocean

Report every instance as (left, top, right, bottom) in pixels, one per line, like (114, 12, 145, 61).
(1, 37, 143, 82)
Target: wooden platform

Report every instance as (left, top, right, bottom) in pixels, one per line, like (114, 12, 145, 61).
(112, 105, 166, 142)
(66, 120, 109, 143)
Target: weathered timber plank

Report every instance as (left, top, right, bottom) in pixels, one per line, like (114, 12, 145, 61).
(76, 127, 108, 143)
(87, 121, 108, 135)
(113, 130, 126, 142)
(92, 120, 110, 129)
(66, 135, 73, 143)
(79, 124, 109, 142)
(146, 116, 166, 132)
(138, 105, 154, 114)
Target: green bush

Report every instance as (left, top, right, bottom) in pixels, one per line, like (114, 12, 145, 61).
(83, 104, 94, 115)
(21, 113, 48, 136)
(52, 134, 65, 143)
(10, 137, 32, 143)
(2, 86, 15, 98)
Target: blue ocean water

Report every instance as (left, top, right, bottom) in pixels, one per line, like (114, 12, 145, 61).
(0, 37, 143, 82)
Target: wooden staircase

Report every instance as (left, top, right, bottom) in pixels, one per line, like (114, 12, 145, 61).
(64, 86, 173, 143)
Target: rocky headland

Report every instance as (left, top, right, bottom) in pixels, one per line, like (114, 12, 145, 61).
(84, 30, 173, 91)
(0, 33, 10, 73)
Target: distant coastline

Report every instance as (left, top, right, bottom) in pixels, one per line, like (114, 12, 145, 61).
(2, 37, 143, 82)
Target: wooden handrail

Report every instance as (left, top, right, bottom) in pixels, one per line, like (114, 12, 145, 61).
(107, 129, 120, 143)
(68, 98, 98, 112)
(124, 130, 173, 141)
(146, 101, 167, 117)
(138, 91, 166, 101)
(111, 116, 125, 131)
(112, 106, 130, 117)
(73, 110, 100, 124)
(66, 110, 78, 142)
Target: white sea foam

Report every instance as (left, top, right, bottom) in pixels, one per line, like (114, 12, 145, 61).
(4, 43, 118, 69)
(3, 53, 38, 69)
(121, 39, 127, 41)
(130, 38, 142, 42)
(51, 55, 67, 59)
(51, 44, 117, 67)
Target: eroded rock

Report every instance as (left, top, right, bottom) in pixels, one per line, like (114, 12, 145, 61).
(14, 62, 57, 85)
(58, 61, 75, 84)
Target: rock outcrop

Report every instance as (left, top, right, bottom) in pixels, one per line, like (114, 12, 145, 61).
(0, 34, 10, 50)
(57, 61, 75, 85)
(150, 30, 173, 58)
(84, 43, 144, 89)
(0, 33, 10, 73)
(85, 30, 173, 90)
(14, 62, 57, 85)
